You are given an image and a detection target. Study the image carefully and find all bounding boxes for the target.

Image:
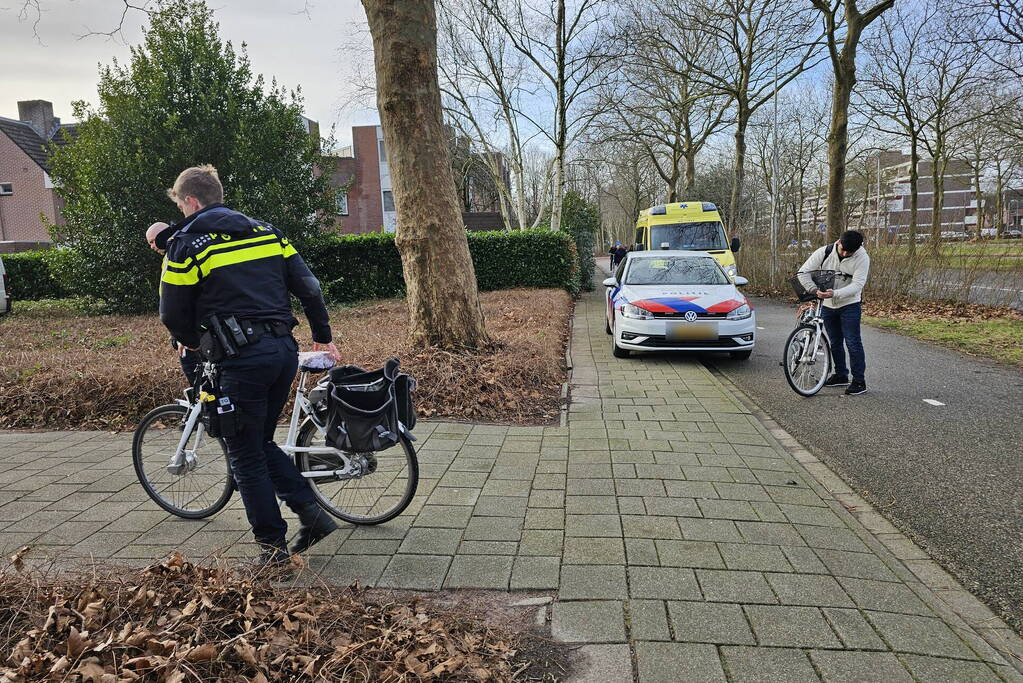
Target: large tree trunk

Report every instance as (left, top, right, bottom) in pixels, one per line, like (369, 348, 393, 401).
(363, 0, 489, 349)
(683, 148, 697, 196)
(824, 65, 854, 242)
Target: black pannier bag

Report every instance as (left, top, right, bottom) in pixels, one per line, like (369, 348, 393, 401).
(325, 357, 417, 453)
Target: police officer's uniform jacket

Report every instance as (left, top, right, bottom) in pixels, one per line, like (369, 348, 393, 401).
(159, 203, 331, 349)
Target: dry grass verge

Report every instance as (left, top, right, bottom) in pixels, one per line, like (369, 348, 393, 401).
(0, 552, 562, 681)
(0, 289, 572, 430)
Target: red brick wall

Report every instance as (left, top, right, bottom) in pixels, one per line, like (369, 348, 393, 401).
(0, 133, 59, 242)
(347, 126, 383, 234)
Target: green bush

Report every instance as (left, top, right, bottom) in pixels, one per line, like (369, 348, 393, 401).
(306, 229, 579, 304)
(2, 251, 68, 300)
(8, 229, 578, 307)
(560, 191, 599, 291)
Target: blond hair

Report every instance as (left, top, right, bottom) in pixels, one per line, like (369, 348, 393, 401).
(167, 164, 224, 207)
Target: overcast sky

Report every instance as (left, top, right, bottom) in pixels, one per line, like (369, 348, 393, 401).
(0, 0, 378, 146)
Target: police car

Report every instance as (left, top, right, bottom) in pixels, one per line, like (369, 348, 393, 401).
(604, 251, 755, 360)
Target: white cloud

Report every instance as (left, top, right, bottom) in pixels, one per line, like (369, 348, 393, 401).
(0, 0, 378, 145)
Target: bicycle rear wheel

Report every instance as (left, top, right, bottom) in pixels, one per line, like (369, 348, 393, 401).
(132, 404, 234, 519)
(296, 420, 418, 525)
(783, 325, 831, 397)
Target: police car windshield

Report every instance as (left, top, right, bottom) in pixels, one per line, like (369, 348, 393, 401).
(626, 257, 729, 286)
(650, 222, 727, 250)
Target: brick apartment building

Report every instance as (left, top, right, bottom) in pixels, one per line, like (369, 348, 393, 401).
(324, 124, 508, 234)
(0, 100, 76, 252)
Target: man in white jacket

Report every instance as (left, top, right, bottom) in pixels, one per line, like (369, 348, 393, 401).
(799, 230, 871, 395)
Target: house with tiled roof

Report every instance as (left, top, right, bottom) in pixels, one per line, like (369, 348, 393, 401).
(0, 100, 77, 252)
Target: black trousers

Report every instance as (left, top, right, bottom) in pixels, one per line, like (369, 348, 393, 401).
(217, 335, 316, 548)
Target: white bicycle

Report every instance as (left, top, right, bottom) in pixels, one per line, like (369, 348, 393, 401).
(131, 353, 418, 524)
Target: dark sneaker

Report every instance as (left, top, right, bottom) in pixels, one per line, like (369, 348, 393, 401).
(824, 374, 850, 387)
(845, 380, 867, 395)
(290, 503, 339, 555)
(239, 546, 293, 578)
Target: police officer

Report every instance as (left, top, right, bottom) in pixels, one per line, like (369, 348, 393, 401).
(159, 164, 340, 570)
(147, 221, 201, 385)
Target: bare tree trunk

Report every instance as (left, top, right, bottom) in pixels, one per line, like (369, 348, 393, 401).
(683, 148, 697, 196)
(813, 0, 896, 241)
(908, 139, 920, 258)
(973, 161, 984, 239)
(729, 108, 749, 232)
(363, 0, 489, 349)
(929, 151, 946, 253)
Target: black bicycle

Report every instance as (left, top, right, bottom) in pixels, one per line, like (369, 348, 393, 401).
(782, 270, 837, 396)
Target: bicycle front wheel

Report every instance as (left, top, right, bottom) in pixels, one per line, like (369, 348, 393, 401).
(132, 404, 234, 519)
(296, 420, 419, 525)
(783, 325, 831, 397)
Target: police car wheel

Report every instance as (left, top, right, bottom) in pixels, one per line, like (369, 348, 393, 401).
(605, 316, 612, 335)
(611, 319, 630, 358)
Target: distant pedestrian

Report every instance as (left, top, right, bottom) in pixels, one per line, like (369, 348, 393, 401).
(799, 230, 871, 395)
(609, 241, 628, 270)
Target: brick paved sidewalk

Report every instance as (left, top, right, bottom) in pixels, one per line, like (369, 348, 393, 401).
(2, 284, 1022, 681)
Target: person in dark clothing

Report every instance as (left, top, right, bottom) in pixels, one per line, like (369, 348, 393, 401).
(609, 241, 628, 269)
(147, 221, 201, 385)
(158, 164, 341, 570)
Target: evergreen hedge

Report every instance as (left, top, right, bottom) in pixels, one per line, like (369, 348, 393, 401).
(7, 229, 578, 307)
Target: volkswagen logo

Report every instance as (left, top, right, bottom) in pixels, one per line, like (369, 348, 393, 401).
(684, 311, 698, 322)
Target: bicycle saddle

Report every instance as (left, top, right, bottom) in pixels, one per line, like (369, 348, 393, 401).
(298, 351, 337, 374)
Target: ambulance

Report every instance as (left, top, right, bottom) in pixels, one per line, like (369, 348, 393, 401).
(633, 202, 741, 280)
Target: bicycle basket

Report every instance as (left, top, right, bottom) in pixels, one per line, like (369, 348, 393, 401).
(324, 358, 417, 453)
(787, 270, 836, 302)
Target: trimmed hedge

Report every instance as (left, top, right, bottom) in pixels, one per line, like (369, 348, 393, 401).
(9, 229, 579, 307)
(1, 250, 70, 301)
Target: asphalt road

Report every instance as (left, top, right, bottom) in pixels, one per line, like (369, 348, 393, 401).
(706, 296, 1023, 633)
(916, 268, 1023, 310)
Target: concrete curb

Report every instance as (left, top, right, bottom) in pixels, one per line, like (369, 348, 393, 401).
(707, 365, 1023, 677)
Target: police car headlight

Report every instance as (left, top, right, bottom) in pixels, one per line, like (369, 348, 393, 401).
(621, 303, 654, 320)
(724, 264, 738, 279)
(726, 303, 752, 320)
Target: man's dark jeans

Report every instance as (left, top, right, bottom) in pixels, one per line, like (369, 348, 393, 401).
(822, 301, 865, 382)
(218, 335, 316, 549)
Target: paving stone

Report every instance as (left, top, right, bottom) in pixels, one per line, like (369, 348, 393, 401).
(566, 495, 618, 515)
(737, 521, 807, 547)
(318, 555, 390, 586)
(898, 655, 1002, 682)
(765, 573, 855, 607)
(668, 601, 755, 644)
(821, 608, 888, 649)
(744, 605, 842, 648)
(798, 524, 870, 553)
(413, 505, 474, 528)
(721, 646, 820, 683)
(628, 600, 671, 641)
(567, 478, 616, 495)
(866, 612, 977, 659)
(780, 504, 846, 527)
(615, 479, 666, 497)
(473, 495, 528, 517)
(678, 518, 742, 543)
(560, 565, 628, 600)
(696, 570, 778, 604)
(481, 479, 532, 497)
(463, 516, 522, 542)
(783, 546, 830, 574)
(567, 644, 633, 683)
(810, 651, 913, 683)
(629, 566, 701, 600)
(837, 577, 934, 616)
(425, 487, 480, 506)
(377, 554, 451, 590)
(524, 507, 565, 530)
(697, 498, 760, 521)
(565, 514, 622, 537)
(622, 515, 681, 539)
(815, 549, 898, 582)
(643, 497, 700, 517)
(518, 529, 563, 556)
(718, 543, 793, 572)
(626, 538, 659, 565)
(445, 555, 513, 589)
(438, 471, 489, 488)
(563, 536, 625, 565)
(397, 527, 462, 555)
(529, 489, 565, 508)
(634, 642, 725, 683)
(511, 556, 561, 589)
(457, 540, 517, 555)
(655, 540, 724, 569)
(552, 601, 626, 643)
(340, 539, 402, 556)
